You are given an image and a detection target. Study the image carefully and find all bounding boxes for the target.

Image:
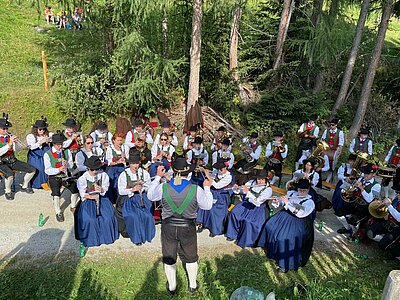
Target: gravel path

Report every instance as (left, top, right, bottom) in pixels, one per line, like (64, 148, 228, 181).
(0, 178, 349, 261)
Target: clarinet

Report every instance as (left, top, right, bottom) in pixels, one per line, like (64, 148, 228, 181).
(136, 168, 145, 208)
(94, 174, 101, 216)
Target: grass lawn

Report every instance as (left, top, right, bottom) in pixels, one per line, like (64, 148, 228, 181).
(1, 242, 399, 300)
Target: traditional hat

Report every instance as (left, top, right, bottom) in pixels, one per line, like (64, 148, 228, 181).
(329, 118, 339, 125)
(308, 114, 318, 121)
(128, 152, 141, 164)
(359, 128, 370, 135)
(297, 178, 311, 189)
(213, 158, 227, 170)
(193, 136, 203, 144)
(250, 132, 258, 139)
(84, 156, 103, 170)
(161, 120, 171, 128)
(348, 153, 358, 161)
(256, 169, 269, 179)
(0, 113, 12, 128)
(96, 121, 108, 131)
(221, 138, 231, 146)
(217, 126, 226, 132)
(62, 118, 77, 127)
(361, 163, 378, 174)
(51, 132, 67, 144)
(132, 119, 144, 127)
(172, 157, 194, 176)
(33, 119, 48, 129)
(302, 158, 315, 167)
(273, 131, 283, 137)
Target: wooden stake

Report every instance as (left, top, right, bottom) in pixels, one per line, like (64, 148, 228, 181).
(41, 51, 49, 91)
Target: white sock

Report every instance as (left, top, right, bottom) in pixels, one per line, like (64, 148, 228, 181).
(326, 172, 332, 183)
(22, 172, 35, 189)
(70, 193, 79, 209)
(295, 162, 299, 171)
(53, 196, 61, 214)
(270, 176, 279, 185)
(186, 262, 198, 289)
(337, 216, 351, 230)
(5, 176, 13, 193)
(164, 264, 176, 291)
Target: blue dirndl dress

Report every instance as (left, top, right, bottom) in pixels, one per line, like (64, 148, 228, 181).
(106, 164, 125, 204)
(122, 192, 155, 245)
(77, 195, 119, 247)
(27, 145, 50, 188)
(197, 188, 230, 235)
(226, 200, 269, 248)
(331, 180, 352, 215)
(149, 158, 170, 177)
(258, 209, 314, 271)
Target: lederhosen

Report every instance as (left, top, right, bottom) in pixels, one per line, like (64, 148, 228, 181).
(161, 182, 199, 265)
(0, 136, 36, 178)
(296, 123, 317, 161)
(46, 149, 78, 197)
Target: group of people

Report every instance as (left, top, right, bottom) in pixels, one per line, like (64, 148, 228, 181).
(44, 6, 83, 30)
(1, 112, 399, 294)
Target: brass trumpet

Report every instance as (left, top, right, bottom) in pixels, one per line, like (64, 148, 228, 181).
(7, 133, 29, 149)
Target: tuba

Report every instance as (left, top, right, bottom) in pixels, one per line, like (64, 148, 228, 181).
(340, 152, 369, 203)
(308, 140, 329, 169)
(368, 199, 389, 219)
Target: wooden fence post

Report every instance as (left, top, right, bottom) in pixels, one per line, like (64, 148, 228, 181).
(41, 51, 49, 91)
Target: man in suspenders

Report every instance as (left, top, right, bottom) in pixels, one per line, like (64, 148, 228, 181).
(147, 158, 213, 295)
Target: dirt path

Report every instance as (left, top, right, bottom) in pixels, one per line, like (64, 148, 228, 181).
(0, 179, 354, 263)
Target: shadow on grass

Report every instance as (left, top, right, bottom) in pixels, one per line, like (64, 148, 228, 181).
(0, 227, 117, 300)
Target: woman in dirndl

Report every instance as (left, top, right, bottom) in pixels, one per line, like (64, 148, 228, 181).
(226, 169, 272, 248)
(117, 152, 154, 245)
(105, 133, 129, 204)
(196, 158, 232, 237)
(258, 179, 315, 273)
(26, 117, 52, 189)
(76, 156, 119, 247)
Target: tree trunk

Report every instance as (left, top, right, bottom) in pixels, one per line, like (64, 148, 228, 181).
(162, 4, 168, 58)
(273, 0, 295, 70)
(348, 0, 393, 141)
(186, 0, 203, 112)
(328, 0, 340, 18)
(332, 0, 371, 114)
(229, 2, 243, 81)
(311, 0, 324, 27)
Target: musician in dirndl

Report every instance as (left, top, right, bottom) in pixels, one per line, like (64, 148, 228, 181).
(257, 179, 315, 273)
(226, 169, 272, 248)
(186, 136, 209, 187)
(292, 158, 319, 205)
(196, 158, 232, 237)
(211, 126, 232, 152)
(125, 119, 153, 149)
(26, 117, 52, 189)
(105, 133, 129, 204)
(381, 139, 400, 198)
(211, 138, 235, 172)
(75, 135, 104, 174)
(264, 131, 287, 186)
(234, 132, 262, 174)
(149, 132, 175, 177)
(117, 152, 154, 246)
(321, 118, 344, 182)
(76, 156, 119, 247)
(0, 114, 36, 200)
(295, 115, 319, 170)
(374, 184, 400, 258)
(336, 163, 381, 235)
(349, 128, 373, 156)
(147, 158, 213, 295)
(154, 120, 178, 147)
(44, 132, 79, 222)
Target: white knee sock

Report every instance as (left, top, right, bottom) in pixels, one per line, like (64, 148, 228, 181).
(164, 264, 177, 291)
(5, 176, 13, 193)
(270, 176, 279, 185)
(337, 216, 351, 230)
(22, 172, 35, 189)
(383, 186, 389, 198)
(186, 262, 198, 289)
(70, 193, 79, 209)
(53, 196, 61, 214)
